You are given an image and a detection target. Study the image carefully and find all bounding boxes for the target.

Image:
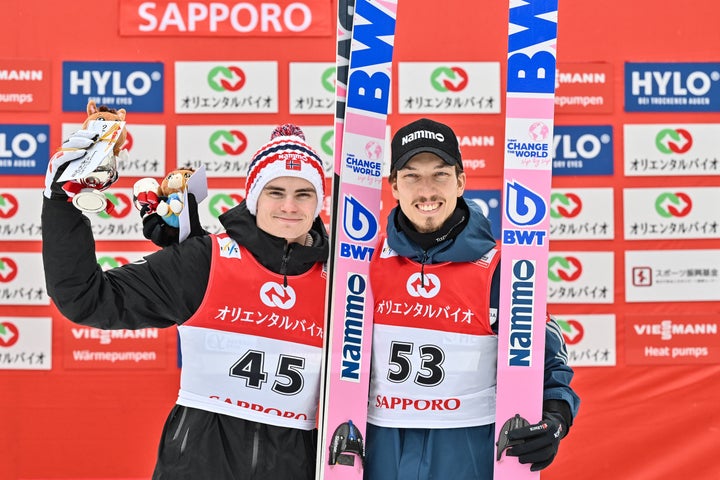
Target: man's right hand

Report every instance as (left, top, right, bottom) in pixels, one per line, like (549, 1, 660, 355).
(43, 130, 99, 199)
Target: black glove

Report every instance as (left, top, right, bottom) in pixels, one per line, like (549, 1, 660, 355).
(142, 192, 206, 247)
(505, 400, 572, 471)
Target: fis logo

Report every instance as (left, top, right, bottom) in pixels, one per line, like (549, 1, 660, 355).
(62, 61, 164, 113)
(339, 195, 377, 261)
(502, 181, 547, 246)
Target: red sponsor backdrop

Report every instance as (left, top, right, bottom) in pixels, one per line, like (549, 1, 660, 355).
(1, 1, 720, 479)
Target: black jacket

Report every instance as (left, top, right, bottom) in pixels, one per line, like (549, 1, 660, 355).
(42, 198, 329, 480)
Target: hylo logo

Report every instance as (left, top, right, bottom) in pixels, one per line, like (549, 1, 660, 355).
(655, 192, 692, 218)
(0, 193, 19, 218)
(260, 281, 296, 309)
(655, 128, 692, 154)
(208, 66, 246, 92)
(549, 192, 582, 219)
(430, 66, 469, 92)
(210, 130, 247, 156)
(548, 256, 583, 282)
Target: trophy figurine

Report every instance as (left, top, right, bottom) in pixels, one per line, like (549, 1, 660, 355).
(58, 100, 127, 213)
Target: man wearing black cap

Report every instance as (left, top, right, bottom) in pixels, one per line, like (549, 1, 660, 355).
(363, 118, 580, 479)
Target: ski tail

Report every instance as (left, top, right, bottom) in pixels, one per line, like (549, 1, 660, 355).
(494, 1, 559, 479)
(316, 1, 398, 479)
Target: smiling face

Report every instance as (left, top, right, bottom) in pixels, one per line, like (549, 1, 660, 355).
(391, 152, 466, 233)
(254, 176, 318, 244)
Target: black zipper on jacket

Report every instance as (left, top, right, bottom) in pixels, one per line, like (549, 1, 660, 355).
(420, 251, 429, 287)
(280, 243, 292, 288)
(251, 422, 260, 475)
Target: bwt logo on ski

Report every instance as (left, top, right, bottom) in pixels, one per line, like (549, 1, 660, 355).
(341, 272, 368, 382)
(508, 259, 536, 367)
(655, 192, 692, 218)
(0, 124, 50, 175)
(345, 0, 395, 116)
(62, 61, 164, 113)
(625, 62, 720, 112)
(552, 125, 613, 176)
(340, 195, 378, 261)
(208, 66, 246, 92)
(209, 129, 248, 155)
(655, 128, 693, 154)
(503, 181, 547, 246)
(507, 0, 558, 95)
(430, 66, 469, 92)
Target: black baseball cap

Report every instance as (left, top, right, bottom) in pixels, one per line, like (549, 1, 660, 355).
(390, 118, 463, 171)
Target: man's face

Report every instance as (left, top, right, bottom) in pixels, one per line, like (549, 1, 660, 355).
(391, 152, 466, 233)
(255, 176, 318, 244)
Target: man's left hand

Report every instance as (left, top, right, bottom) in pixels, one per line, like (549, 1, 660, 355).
(505, 410, 566, 471)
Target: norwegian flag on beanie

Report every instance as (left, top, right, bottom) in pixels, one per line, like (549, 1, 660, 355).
(245, 124, 325, 218)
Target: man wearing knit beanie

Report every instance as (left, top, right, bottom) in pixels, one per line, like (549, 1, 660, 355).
(42, 123, 329, 479)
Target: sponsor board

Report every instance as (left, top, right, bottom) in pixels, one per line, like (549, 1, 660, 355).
(175, 61, 278, 113)
(555, 62, 613, 114)
(0, 317, 52, 370)
(623, 187, 720, 240)
(398, 62, 501, 114)
(625, 249, 720, 302)
(625, 62, 720, 112)
(553, 314, 616, 367)
(626, 314, 720, 365)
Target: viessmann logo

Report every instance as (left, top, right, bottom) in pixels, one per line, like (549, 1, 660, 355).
(633, 319, 718, 340)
